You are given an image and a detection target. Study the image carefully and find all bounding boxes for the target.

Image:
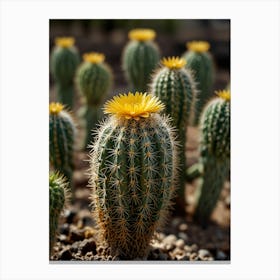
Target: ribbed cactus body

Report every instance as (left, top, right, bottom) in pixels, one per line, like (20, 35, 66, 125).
(76, 54, 112, 148)
(151, 59, 197, 200)
(50, 45, 80, 109)
(49, 104, 75, 189)
(122, 40, 160, 92)
(183, 47, 215, 125)
(194, 94, 230, 226)
(90, 113, 177, 259)
(49, 172, 68, 256)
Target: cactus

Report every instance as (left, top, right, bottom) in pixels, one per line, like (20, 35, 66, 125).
(50, 37, 80, 109)
(122, 29, 160, 92)
(89, 92, 178, 259)
(49, 172, 69, 256)
(194, 90, 230, 227)
(182, 41, 215, 125)
(76, 52, 113, 148)
(150, 57, 197, 211)
(49, 102, 76, 192)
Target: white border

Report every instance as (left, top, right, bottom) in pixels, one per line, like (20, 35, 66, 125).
(0, 0, 279, 279)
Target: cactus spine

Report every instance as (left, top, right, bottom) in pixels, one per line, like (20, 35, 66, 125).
(76, 52, 113, 148)
(49, 172, 69, 256)
(50, 37, 80, 109)
(49, 102, 76, 192)
(122, 29, 160, 92)
(89, 92, 178, 259)
(151, 57, 197, 207)
(182, 41, 215, 125)
(194, 90, 230, 226)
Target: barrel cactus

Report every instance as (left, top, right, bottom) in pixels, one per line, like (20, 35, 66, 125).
(122, 28, 160, 92)
(89, 92, 178, 259)
(194, 90, 230, 227)
(49, 172, 69, 256)
(49, 102, 76, 192)
(76, 52, 113, 148)
(182, 41, 215, 125)
(151, 57, 197, 211)
(50, 37, 80, 109)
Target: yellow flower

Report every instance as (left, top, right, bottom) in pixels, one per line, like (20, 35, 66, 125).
(187, 41, 210, 53)
(49, 102, 64, 114)
(55, 37, 75, 48)
(161, 56, 186, 69)
(104, 92, 164, 120)
(83, 52, 105, 64)
(128, 29, 156, 42)
(215, 90, 230, 101)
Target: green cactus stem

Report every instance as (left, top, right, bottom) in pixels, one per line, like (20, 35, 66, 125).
(89, 92, 178, 259)
(50, 37, 80, 109)
(194, 90, 230, 227)
(122, 29, 160, 92)
(182, 41, 215, 125)
(76, 52, 113, 148)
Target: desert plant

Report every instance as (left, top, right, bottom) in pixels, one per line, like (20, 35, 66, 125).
(50, 37, 80, 109)
(76, 52, 113, 148)
(151, 57, 197, 212)
(49, 102, 76, 191)
(49, 172, 69, 256)
(89, 92, 178, 259)
(182, 41, 215, 125)
(194, 90, 230, 227)
(122, 28, 160, 92)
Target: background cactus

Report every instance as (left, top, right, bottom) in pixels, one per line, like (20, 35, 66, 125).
(151, 57, 197, 212)
(49, 102, 76, 193)
(194, 90, 230, 227)
(76, 52, 113, 148)
(122, 29, 160, 92)
(50, 37, 80, 109)
(182, 41, 215, 125)
(89, 92, 178, 259)
(49, 172, 69, 256)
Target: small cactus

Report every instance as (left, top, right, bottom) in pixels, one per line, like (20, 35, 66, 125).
(182, 41, 215, 125)
(76, 52, 113, 148)
(49, 172, 69, 256)
(194, 90, 230, 226)
(50, 37, 80, 109)
(122, 29, 160, 92)
(151, 57, 197, 209)
(49, 102, 76, 191)
(89, 92, 178, 259)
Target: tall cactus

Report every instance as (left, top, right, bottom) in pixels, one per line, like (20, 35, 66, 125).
(49, 172, 69, 256)
(76, 52, 113, 148)
(122, 29, 160, 92)
(194, 90, 230, 227)
(89, 92, 178, 259)
(151, 57, 197, 212)
(50, 37, 80, 109)
(49, 102, 76, 193)
(182, 41, 215, 125)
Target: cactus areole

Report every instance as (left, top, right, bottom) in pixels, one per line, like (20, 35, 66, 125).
(89, 92, 178, 259)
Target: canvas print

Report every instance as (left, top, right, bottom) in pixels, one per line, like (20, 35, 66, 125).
(49, 19, 230, 261)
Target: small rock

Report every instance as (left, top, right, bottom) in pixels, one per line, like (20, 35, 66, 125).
(80, 239, 97, 255)
(64, 209, 76, 224)
(184, 245, 192, 252)
(178, 232, 188, 242)
(69, 227, 84, 242)
(165, 243, 175, 251)
(198, 249, 211, 260)
(172, 218, 182, 229)
(216, 250, 227, 260)
(175, 239, 185, 249)
(58, 247, 72, 260)
(190, 244, 198, 252)
(164, 234, 177, 244)
(189, 252, 198, 261)
(60, 223, 70, 235)
(178, 223, 188, 231)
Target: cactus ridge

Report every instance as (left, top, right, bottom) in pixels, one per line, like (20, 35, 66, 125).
(122, 41, 160, 92)
(89, 114, 178, 259)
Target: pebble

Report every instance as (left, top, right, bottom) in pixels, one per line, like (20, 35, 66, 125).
(189, 252, 198, 261)
(164, 234, 177, 244)
(60, 223, 70, 235)
(58, 247, 72, 260)
(198, 249, 211, 260)
(80, 238, 97, 255)
(178, 223, 188, 231)
(175, 239, 185, 249)
(216, 250, 227, 260)
(178, 232, 188, 242)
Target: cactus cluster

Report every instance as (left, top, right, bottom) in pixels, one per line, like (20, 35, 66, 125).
(49, 172, 69, 256)
(50, 37, 80, 109)
(122, 29, 160, 92)
(89, 92, 178, 259)
(194, 90, 230, 226)
(76, 52, 113, 148)
(49, 102, 76, 190)
(182, 41, 215, 125)
(151, 57, 197, 205)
